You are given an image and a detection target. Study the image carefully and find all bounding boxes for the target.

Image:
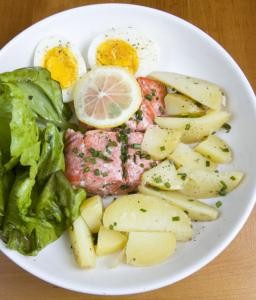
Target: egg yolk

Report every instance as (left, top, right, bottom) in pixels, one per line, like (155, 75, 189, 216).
(96, 39, 139, 74)
(43, 47, 78, 88)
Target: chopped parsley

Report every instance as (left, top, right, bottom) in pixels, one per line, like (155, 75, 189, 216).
(205, 160, 210, 167)
(230, 176, 236, 181)
(172, 216, 180, 221)
(78, 152, 84, 158)
(160, 146, 166, 151)
(145, 94, 153, 101)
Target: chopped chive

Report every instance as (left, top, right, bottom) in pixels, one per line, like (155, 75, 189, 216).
(215, 201, 222, 208)
(83, 166, 90, 173)
(222, 123, 231, 133)
(164, 182, 171, 188)
(220, 147, 230, 152)
(109, 224, 114, 230)
(131, 143, 141, 149)
(185, 124, 191, 130)
(160, 146, 166, 151)
(120, 184, 129, 190)
(230, 176, 236, 181)
(140, 208, 147, 212)
(205, 160, 210, 167)
(78, 152, 84, 158)
(94, 169, 100, 176)
(135, 109, 143, 121)
(178, 173, 187, 180)
(145, 94, 153, 101)
(172, 216, 180, 221)
(153, 176, 162, 183)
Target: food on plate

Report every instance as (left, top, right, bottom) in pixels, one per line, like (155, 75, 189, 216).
(141, 125, 182, 160)
(138, 185, 219, 221)
(80, 195, 103, 233)
(180, 169, 244, 198)
(169, 143, 217, 171)
(96, 226, 127, 256)
(34, 36, 86, 102)
(126, 231, 176, 266)
(0, 67, 86, 255)
(194, 134, 232, 163)
(0, 30, 245, 270)
(73, 66, 142, 128)
(87, 27, 158, 76)
(150, 72, 224, 110)
(164, 93, 205, 117)
(103, 194, 193, 242)
(64, 128, 155, 196)
(142, 160, 184, 190)
(69, 215, 96, 268)
(126, 77, 167, 131)
(155, 110, 231, 143)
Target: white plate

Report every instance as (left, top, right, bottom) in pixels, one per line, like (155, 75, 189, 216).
(0, 3, 255, 296)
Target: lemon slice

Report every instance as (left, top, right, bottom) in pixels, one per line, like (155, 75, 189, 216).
(73, 66, 142, 128)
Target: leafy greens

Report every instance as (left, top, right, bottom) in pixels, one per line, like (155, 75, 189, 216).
(0, 67, 85, 255)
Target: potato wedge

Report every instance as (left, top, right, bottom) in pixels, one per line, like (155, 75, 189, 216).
(103, 194, 192, 242)
(141, 125, 182, 160)
(169, 143, 216, 171)
(96, 226, 127, 256)
(142, 160, 184, 190)
(164, 93, 205, 117)
(155, 111, 231, 143)
(149, 71, 224, 110)
(80, 195, 103, 233)
(194, 134, 232, 163)
(181, 170, 244, 198)
(138, 185, 219, 221)
(126, 231, 176, 267)
(69, 216, 96, 268)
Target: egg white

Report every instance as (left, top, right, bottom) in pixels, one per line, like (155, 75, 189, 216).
(34, 36, 86, 102)
(87, 27, 158, 77)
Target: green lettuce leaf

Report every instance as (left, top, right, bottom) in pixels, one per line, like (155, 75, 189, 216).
(37, 123, 65, 186)
(0, 67, 72, 129)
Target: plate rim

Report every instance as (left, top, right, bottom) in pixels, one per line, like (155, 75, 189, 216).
(0, 3, 256, 295)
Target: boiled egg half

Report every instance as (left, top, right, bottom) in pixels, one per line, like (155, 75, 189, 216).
(87, 27, 158, 77)
(34, 36, 86, 102)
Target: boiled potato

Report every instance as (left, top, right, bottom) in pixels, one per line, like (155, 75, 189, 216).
(80, 195, 103, 233)
(96, 226, 127, 256)
(142, 160, 184, 190)
(139, 185, 219, 221)
(103, 194, 192, 242)
(181, 169, 244, 198)
(126, 231, 176, 267)
(164, 93, 205, 117)
(69, 216, 96, 268)
(194, 134, 232, 163)
(141, 125, 182, 160)
(149, 71, 224, 110)
(169, 143, 216, 171)
(155, 111, 231, 143)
